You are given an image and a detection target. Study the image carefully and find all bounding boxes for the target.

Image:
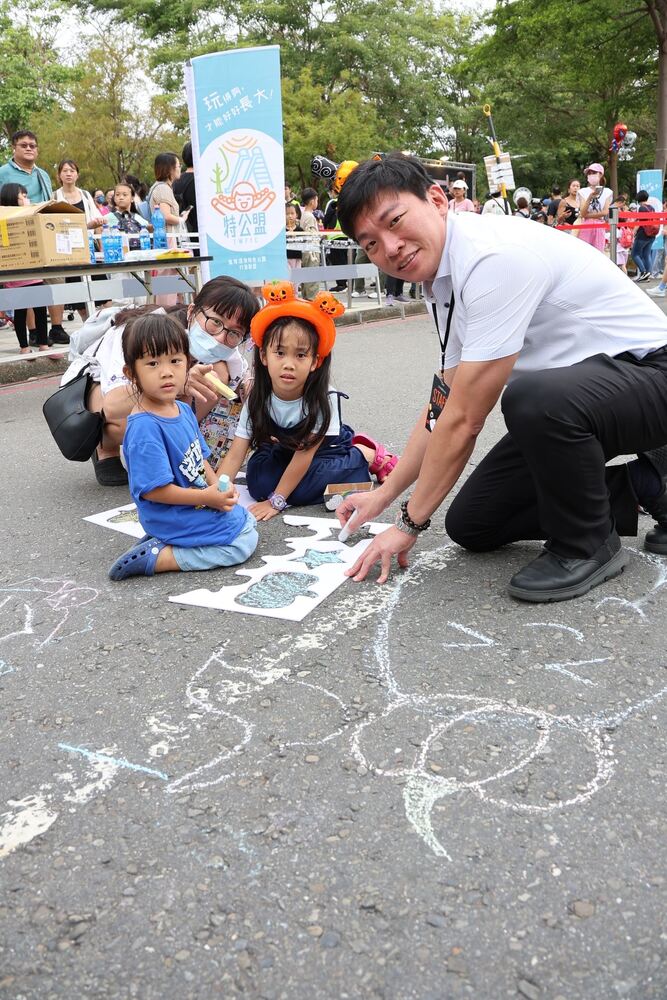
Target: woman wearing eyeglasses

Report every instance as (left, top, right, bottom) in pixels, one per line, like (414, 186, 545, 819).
(184, 277, 261, 468)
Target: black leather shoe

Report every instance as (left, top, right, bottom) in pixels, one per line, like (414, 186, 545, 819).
(507, 531, 629, 603)
(639, 446, 667, 553)
(49, 326, 70, 345)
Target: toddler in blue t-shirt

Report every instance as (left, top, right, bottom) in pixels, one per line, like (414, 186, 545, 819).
(108, 312, 258, 581)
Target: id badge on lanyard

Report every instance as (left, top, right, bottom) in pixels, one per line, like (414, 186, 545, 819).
(425, 293, 455, 433)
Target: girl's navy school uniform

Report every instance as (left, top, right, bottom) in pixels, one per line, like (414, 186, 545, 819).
(220, 282, 399, 516)
(238, 388, 370, 504)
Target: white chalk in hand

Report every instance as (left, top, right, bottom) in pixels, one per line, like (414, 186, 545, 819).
(339, 509, 362, 543)
(338, 522, 352, 543)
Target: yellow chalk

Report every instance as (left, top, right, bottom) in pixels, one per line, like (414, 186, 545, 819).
(204, 371, 237, 400)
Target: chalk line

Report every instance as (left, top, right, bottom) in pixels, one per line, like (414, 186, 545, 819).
(58, 744, 169, 781)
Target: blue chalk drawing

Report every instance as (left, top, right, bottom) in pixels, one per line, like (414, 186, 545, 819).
(0, 660, 13, 676)
(236, 572, 318, 610)
(58, 743, 169, 780)
(297, 548, 345, 570)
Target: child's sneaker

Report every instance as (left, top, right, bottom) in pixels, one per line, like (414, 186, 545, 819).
(649, 285, 667, 297)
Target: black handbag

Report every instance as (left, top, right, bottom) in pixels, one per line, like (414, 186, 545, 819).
(42, 364, 104, 462)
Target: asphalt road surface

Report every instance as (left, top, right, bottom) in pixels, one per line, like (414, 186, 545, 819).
(1, 313, 665, 999)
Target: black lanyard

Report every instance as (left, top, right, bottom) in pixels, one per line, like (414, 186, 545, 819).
(431, 292, 455, 374)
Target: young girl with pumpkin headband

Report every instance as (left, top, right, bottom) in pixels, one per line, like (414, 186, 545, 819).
(219, 282, 399, 520)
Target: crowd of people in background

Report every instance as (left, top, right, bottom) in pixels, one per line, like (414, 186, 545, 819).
(1, 126, 666, 351)
(0, 130, 193, 352)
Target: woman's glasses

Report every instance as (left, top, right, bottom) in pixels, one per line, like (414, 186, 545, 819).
(200, 310, 247, 346)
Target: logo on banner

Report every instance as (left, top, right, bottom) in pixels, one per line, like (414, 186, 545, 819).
(200, 129, 282, 251)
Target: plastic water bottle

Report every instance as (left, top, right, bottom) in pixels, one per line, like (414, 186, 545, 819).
(218, 474, 231, 493)
(152, 207, 168, 250)
(112, 226, 124, 260)
(88, 234, 96, 264)
(101, 226, 123, 263)
(138, 229, 151, 251)
(101, 226, 114, 263)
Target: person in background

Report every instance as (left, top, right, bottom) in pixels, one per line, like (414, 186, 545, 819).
(299, 187, 321, 300)
(53, 159, 107, 327)
(555, 178, 581, 231)
(385, 274, 409, 306)
(450, 180, 475, 213)
(0, 183, 50, 355)
(482, 190, 508, 215)
(111, 180, 153, 249)
(323, 192, 348, 293)
(514, 196, 531, 219)
(285, 203, 303, 287)
(123, 174, 149, 216)
(0, 130, 62, 345)
(614, 197, 634, 274)
(284, 183, 300, 209)
(546, 186, 561, 225)
(54, 160, 104, 228)
(0, 130, 52, 202)
(93, 189, 110, 215)
(631, 189, 657, 282)
(148, 153, 184, 236)
(148, 152, 187, 306)
(651, 199, 667, 278)
(579, 163, 613, 253)
(172, 141, 198, 235)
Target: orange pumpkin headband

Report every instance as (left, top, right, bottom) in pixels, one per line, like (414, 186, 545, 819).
(250, 282, 345, 366)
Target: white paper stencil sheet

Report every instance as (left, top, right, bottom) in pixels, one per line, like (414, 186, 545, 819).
(169, 515, 390, 621)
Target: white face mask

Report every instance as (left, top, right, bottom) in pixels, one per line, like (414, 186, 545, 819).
(188, 318, 236, 364)
(587, 173, 602, 186)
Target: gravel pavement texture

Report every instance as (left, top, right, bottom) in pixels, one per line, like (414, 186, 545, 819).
(1, 312, 665, 999)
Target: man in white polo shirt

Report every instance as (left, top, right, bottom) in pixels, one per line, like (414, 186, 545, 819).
(334, 154, 667, 602)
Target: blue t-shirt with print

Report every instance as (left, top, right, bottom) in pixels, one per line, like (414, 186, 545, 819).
(123, 401, 248, 547)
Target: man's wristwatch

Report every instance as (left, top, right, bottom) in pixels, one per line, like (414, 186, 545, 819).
(395, 499, 431, 536)
(268, 491, 288, 512)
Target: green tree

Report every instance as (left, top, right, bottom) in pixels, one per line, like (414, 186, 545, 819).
(467, 0, 660, 195)
(0, 1, 79, 144)
(282, 68, 387, 188)
(60, 0, 479, 170)
(30, 42, 184, 190)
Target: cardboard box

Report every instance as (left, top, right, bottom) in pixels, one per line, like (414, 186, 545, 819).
(0, 202, 89, 271)
(323, 480, 373, 511)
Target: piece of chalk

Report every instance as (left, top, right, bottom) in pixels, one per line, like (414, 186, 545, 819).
(203, 371, 237, 400)
(218, 474, 231, 493)
(338, 522, 353, 543)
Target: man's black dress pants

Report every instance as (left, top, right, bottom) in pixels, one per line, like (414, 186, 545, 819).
(445, 349, 667, 559)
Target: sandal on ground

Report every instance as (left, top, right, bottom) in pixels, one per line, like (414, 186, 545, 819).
(109, 537, 165, 581)
(92, 449, 129, 487)
(351, 434, 400, 484)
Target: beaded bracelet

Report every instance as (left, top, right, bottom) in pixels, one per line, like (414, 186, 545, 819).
(399, 499, 431, 532)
